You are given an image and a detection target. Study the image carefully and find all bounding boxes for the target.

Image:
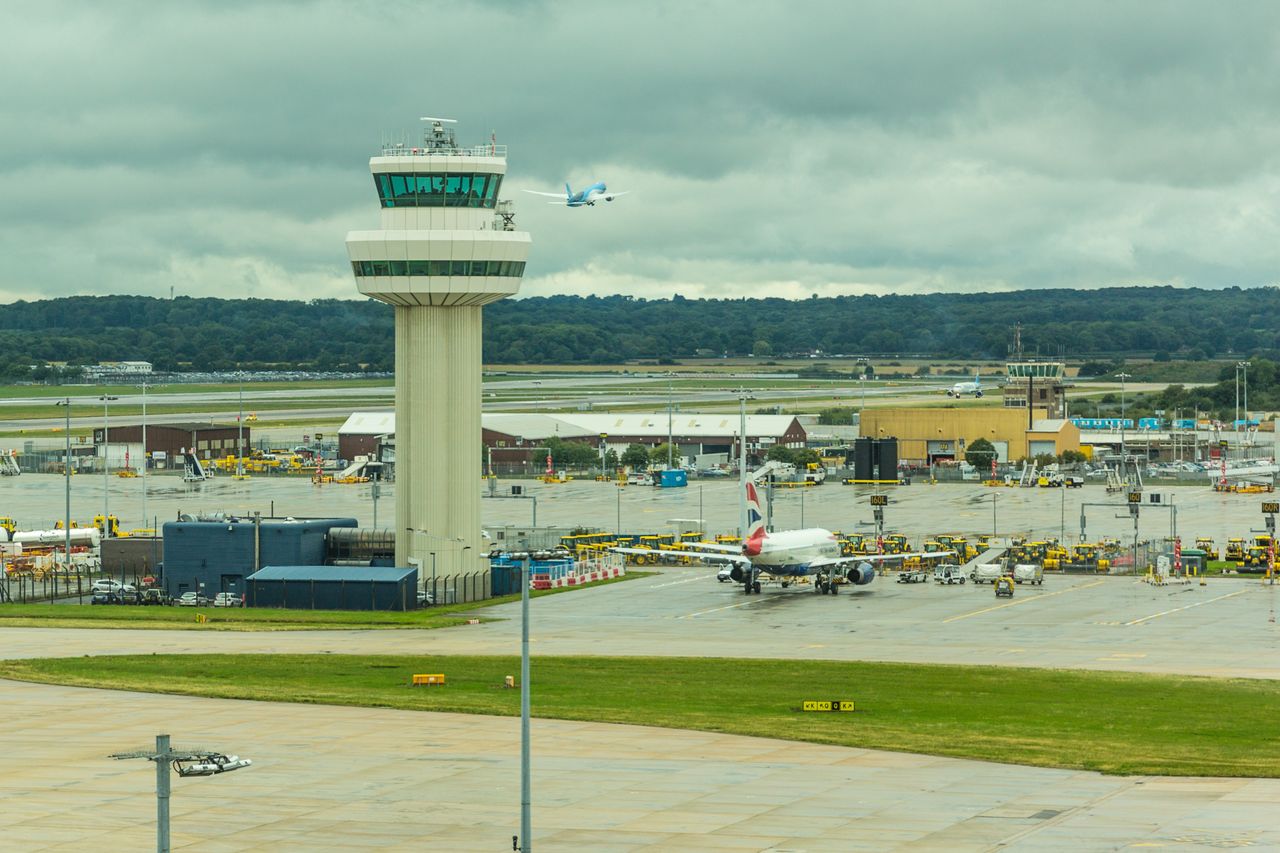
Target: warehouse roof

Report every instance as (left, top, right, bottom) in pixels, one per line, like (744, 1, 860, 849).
(247, 565, 416, 583)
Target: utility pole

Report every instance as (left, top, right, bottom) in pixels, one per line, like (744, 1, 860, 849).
(56, 399, 71, 567)
(1115, 373, 1130, 477)
(141, 383, 148, 533)
(99, 394, 118, 535)
(519, 555, 532, 852)
(667, 373, 674, 469)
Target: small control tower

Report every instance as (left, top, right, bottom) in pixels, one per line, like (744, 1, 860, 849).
(347, 118, 531, 574)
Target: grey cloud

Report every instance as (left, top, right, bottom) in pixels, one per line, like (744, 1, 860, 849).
(3, 1, 1280, 305)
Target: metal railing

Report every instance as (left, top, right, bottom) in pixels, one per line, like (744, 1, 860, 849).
(379, 143, 507, 157)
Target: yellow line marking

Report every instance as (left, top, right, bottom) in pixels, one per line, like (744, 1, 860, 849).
(942, 580, 1106, 623)
(1124, 589, 1251, 626)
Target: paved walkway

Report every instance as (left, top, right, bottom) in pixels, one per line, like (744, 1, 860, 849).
(4, 679, 1278, 852)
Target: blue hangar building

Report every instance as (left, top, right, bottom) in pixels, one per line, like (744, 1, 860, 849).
(160, 516, 358, 599)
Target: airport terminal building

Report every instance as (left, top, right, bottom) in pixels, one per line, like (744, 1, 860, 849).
(338, 411, 808, 473)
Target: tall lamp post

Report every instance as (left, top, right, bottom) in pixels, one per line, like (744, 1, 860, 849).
(99, 394, 119, 536)
(1114, 373, 1130, 471)
(55, 399, 72, 566)
(1239, 361, 1251, 432)
(141, 383, 148, 533)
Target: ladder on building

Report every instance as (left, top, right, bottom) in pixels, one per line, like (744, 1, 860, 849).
(0, 450, 20, 476)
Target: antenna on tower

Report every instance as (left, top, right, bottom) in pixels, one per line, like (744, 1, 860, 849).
(1013, 322, 1023, 360)
(419, 116, 458, 152)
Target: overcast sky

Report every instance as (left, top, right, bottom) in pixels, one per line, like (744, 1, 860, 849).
(3, 1, 1279, 305)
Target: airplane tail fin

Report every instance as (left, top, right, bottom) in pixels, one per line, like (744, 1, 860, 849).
(744, 481, 766, 555)
(565, 182, 572, 200)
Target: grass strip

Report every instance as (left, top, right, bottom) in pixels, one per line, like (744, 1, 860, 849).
(0, 572, 648, 631)
(1, 654, 1274, 777)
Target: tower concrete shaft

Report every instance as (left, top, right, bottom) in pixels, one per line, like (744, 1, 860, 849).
(347, 119, 529, 579)
(394, 305, 483, 573)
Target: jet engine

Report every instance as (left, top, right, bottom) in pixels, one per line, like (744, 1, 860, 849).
(846, 563, 876, 585)
(729, 565, 747, 583)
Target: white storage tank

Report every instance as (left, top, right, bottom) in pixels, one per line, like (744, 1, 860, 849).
(12, 528, 101, 548)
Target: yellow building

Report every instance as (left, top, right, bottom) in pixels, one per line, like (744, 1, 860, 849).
(861, 408, 1081, 465)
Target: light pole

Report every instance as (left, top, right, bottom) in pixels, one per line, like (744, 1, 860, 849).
(667, 372, 674, 469)
(519, 552, 532, 853)
(987, 492, 997, 539)
(857, 358, 869, 425)
(111, 734, 251, 853)
(1240, 361, 1251, 431)
(1114, 373, 1130, 471)
(99, 395, 119, 536)
(55, 399, 72, 567)
(236, 374, 245, 479)
(141, 383, 148, 533)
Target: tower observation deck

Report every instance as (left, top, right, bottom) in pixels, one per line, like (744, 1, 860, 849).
(347, 118, 531, 574)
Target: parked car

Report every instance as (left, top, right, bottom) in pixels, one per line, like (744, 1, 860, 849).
(717, 567, 733, 583)
(139, 588, 169, 606)
(91, 579, 124, 593)
(175, 592, 211, 607)
(626, 472, 654, 486)
(212, 592, 242, 608)
(417, 590, 435, 607)
(90, 591, 122, 605)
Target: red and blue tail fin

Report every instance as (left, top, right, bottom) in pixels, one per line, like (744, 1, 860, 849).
(744, 481, 766, 554)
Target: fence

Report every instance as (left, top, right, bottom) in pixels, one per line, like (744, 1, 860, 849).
(1, 569, 153, 604)
(423, 570, 491, 606)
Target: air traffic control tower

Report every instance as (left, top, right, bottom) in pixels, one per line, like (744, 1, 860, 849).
(347, 118, 530, 574)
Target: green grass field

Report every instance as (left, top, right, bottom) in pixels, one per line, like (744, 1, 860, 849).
(0, 573, 648, 631)
(1, 653, 1273, 777)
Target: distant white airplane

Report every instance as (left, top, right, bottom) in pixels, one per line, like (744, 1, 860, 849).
(524, 181, 629, 207)
(947, 372, 984, 398)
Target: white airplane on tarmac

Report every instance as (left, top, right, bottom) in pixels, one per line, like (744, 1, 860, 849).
(946, 371, 984, 398)
(614, 468, 950, 596)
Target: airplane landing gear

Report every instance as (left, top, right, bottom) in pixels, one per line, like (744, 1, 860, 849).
(753, 580, 762, 593)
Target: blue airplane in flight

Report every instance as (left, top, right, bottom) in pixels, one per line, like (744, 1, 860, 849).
(524, 181, 630, 207)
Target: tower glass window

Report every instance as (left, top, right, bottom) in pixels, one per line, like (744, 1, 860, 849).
(352, 260, 526, 278)
(373, 173, 504, 208)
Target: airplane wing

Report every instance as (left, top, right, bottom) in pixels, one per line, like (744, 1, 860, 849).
(523, 190, 568, 198)
(609, 547, 750, 566)
(678, 541, 742, 554)
(805, 550, 954, 571)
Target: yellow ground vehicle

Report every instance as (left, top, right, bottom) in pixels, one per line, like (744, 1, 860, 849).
(882, 534, 910, 554)
(93, 514, 120, 537)
(1195, 538, 1219, 560)
(1241, 545, 1271, 569)
(995, 576, 1015, 597)
(1252, 534, 1273, 550)
(1225, 538, 1246, 561)
(1067, 544, 1111, 573)
(0, 517, 15, 536)
(933, 535, 976, 561)
(1043, 542, 1068, 571)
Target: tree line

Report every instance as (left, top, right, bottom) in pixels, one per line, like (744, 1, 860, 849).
(3, 287, 1280, 379)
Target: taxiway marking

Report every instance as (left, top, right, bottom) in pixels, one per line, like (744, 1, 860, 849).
(1124, 588, 1250, 626)
(942, 580, 1105, 623)
(678, 599, 766, 619)
(649, 574, 715, 589)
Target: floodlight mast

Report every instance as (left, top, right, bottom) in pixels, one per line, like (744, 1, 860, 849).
(111, 734, 251, 853)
